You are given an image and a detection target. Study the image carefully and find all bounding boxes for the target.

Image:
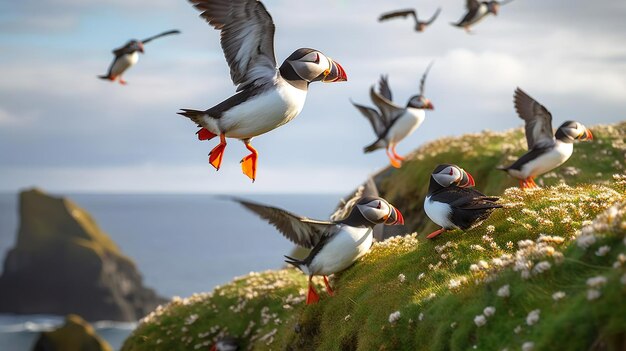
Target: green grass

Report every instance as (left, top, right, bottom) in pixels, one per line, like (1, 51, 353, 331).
(121, 122, 626, 351)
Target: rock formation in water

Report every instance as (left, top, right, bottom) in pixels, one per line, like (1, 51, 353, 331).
(0, 188, 166, 321)
(32, 314, 113, 351)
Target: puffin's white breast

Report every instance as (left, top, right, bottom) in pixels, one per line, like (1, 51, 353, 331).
(308, 226, 373, 276)
(387, 108, 425, 144)
(220, 80, 308, 139)
(509, 141, 574, 179)
(110, 52, 139, 77)
(424, 196, 456, 229)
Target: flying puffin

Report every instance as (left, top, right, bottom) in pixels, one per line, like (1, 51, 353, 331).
(234, 196, 404, 304)
(352, 63, 434, 168)
(178, 0, 347, 182)
(378, 7, 442, 32)
(98, 30, 180, 85)
(451, 0, 514, 33)
(424, 164, 502, 239)
(498, 88, 593, 189)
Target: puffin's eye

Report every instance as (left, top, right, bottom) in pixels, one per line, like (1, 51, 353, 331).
(377, 201, 381, 209)
(449, 168, 454, 175)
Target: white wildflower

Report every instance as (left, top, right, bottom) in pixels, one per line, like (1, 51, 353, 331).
(595, 245, 611, 257)
(450, 322, 457, 328)
(621, 273, 626, 286)
(613, 253, 626, 268)
(586, 276, 608, 288)
(388, 311, 401, 324)
(483, 306, 496, 317)
(497, 284, 510, 298)
(417, 273, 426, 280)
(552, 291, 566, 301)
(419, 313, 424, 321)
(506, 241, 514, 249)
(587, 289, 601, 301)
(522, 341, 535, 351)
(470, 264, 480, 272)
(478, 260, 489, 269)
(532, 261, 552, 275)
(344, 314, 351, 321)
(398, 273, 406, 283)
(526, 309, 540, 326)
(514, 325, 522, 334)
(577, 234, 596, 249)
(486, 225, 495, 234)
(474, 314, 487, 327)
(471, 245, 486, 252)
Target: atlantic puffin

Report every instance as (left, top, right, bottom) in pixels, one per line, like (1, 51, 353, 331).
(352, 63, 434, 168)
(498, 88, 593, 189)
(424, 164, 502, 239)
(98, 30, 180, 85)
(451, 0, 514, 33)
(178, 0, 347, 182)
(234, 196, 404, 304)
(379, 7, 442, 32)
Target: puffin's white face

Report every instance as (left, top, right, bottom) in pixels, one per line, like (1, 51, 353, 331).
(432, 165, 475, 188)
(408, 95, 434, 110)
(356, 198, 391, 224)
(286, 48, 347, 83)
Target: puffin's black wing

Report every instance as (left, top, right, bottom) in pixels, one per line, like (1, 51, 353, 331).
(351, 100, 386, 138)
(500, 145, 553, 171)
(378, 9, 418, 23)
(369, 86, 404, 127)
(233, 198, 339, 249)
(330, 178, 379, 222)
(112, 42, 134, 57)
(453, 0, 481, 26)
(419, 61, 434, 96)
(141, 30, 181, 44)
(189, 0, 277, 91)
(378, 75, 393, 102)
(432, 187, 502, 230)
(425, 7, 442, 25)
(514, 87, 555, 150)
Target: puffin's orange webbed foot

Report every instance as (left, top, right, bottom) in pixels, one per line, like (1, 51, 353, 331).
(391, 146, 405, 161)
(208, 134, 227, 170)
(241, 142, 258, 182)
(323, 276, 334, 296)
(306, 278, 320, 305)
(386, 148, 402, 168)
(426, 228, 446, 239)
(197, 128, 216, 141)
(119, 78, 127, 85)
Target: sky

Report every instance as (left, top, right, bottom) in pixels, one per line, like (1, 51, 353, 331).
(0, 0, 625, 194)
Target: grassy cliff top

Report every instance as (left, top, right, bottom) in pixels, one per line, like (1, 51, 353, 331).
(122, 122, 626, 351)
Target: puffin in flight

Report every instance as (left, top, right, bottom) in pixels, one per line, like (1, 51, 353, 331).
(178, 0, 347, 182)
(498, 88, 593, 189)
(352, 63, 434, 168)
(451, 0, 514, 33)
(234, 196, 404, 304)
(98, 30, 180, 85)
(378, 7, 442, 32)
(424, 164, 502, 239)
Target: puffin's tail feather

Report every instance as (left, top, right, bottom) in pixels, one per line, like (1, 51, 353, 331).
(98, 74, 112, 80)
(284, 255, 305, 270)
(496, 165, 509, 171)
(177, 109, 207, 125)
(363, 139, 384, 153)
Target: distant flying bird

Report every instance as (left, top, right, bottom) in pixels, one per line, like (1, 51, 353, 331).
(234, 196, 404, 304)
(498, 88, 593, 189)
(424, 164, 502, 239)
(98, 30, 180, 84)
(379, 7, 442, 32)
(178, 0, 347, 182)
(451, 0, 514, 33)
(352, 63, 434, 168)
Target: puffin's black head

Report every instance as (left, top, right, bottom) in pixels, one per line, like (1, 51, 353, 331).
(127, 40, 144, 54)
(280, 48, 347, 84)
(430, 164, 475, 189)
(555, 121, 593, 143)
(341, 196, 404, 227)
(408, 95, 434, 110)
(488, 1, 501, 15)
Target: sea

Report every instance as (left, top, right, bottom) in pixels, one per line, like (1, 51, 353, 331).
(0, 192, 341, 351)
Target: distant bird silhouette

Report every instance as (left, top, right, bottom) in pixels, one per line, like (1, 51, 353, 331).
(98, 30, 180, 85)
(498, 88, 593, 189)
(451, 0, 514, 33)
(379, 7, 442, 32)
(352, 62, 434, 168)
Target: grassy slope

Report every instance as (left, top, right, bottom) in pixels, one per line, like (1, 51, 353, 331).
(122, 123, 626, 351)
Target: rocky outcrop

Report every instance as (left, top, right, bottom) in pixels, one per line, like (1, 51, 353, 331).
(0, 188, 166, 321)
(32, 314, 113, 351)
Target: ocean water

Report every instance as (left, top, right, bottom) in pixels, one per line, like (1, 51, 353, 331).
(0, 192, 341, 350)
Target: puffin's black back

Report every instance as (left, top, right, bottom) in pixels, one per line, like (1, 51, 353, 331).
(430, 186, 502, 230)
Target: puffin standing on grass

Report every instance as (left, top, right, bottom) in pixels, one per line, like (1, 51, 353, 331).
(352, 63, 434, 168)
(98, 30, 180, 84)
(378, 7, 442, 32)
(451, 0, 514, 33)
(424, 164, 502, 239)
(498, 88, 593, 189)
(178, 0, 347, 182)
(234, 196, 404, 304)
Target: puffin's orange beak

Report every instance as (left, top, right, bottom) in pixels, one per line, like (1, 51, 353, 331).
(458, 170, 475, 188)
(322, 58, 347, 83)
(385, 207, 404, 225)
(584, 128, 593, 140)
